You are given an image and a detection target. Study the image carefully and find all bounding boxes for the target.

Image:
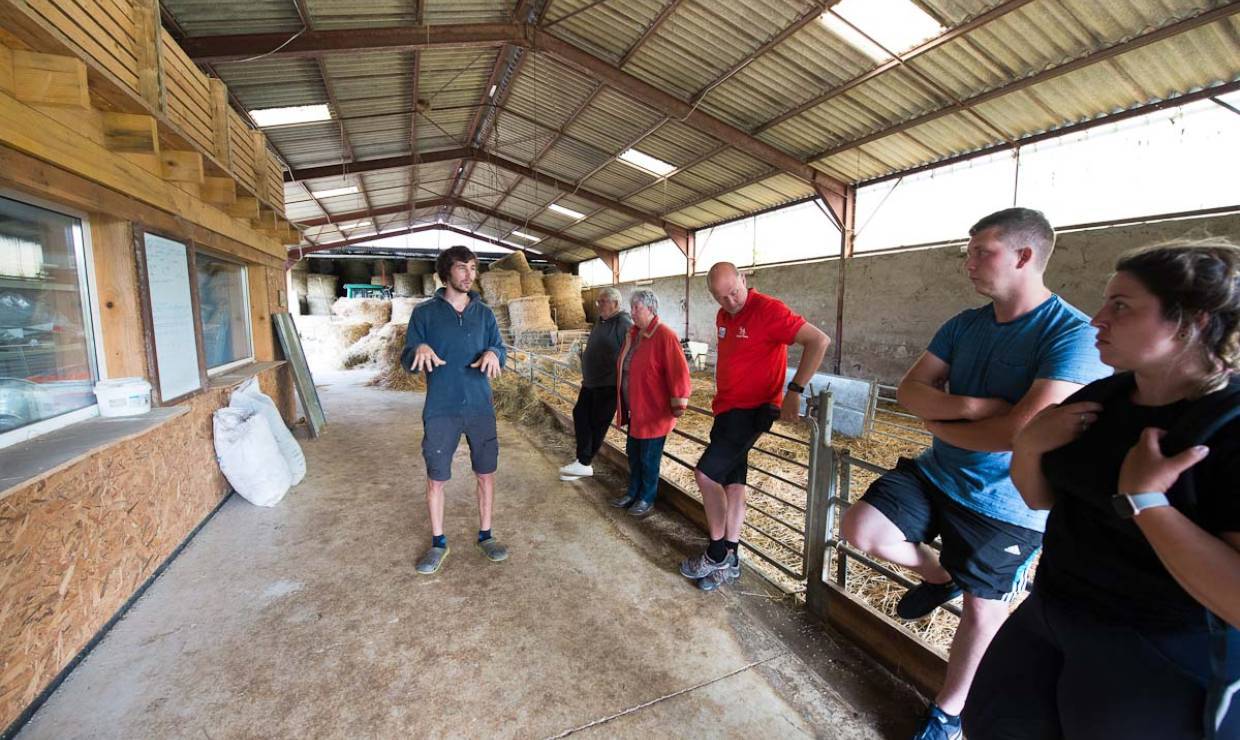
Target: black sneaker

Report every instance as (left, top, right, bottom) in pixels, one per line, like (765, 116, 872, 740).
(896, 579, 962, 620)
(911, 703, 961, 740)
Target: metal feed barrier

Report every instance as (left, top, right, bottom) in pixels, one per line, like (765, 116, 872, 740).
(502, 346, 952, 692)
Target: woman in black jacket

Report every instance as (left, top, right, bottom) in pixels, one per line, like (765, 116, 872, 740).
(963, 241, 1240, 739)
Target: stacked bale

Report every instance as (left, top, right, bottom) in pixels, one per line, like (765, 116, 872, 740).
(490, 251, 531, 273)
(421, 274, 440, 296)
(390, 297, 421, 325)
(370, 273, 393, 288)
(406, 259, 434, 275)
(479, 269, 522, 305)
(582, 287, 601, 323)
(290, 263, 310, 315)
(507, 295, 559, 347)
(331, 297, 391, 325)
(544, 273, 588, 329)
(520, 271, 546, 296)
(306, 274, 338, 316)
(393, 273, 417, 297)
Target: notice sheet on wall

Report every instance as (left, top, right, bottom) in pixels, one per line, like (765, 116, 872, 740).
(143, 233, 201, 400)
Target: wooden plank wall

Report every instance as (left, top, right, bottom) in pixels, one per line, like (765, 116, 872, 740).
(228, 109, 255, 193)
(25, 0, 139, 94)
(159, 28, 212, 154)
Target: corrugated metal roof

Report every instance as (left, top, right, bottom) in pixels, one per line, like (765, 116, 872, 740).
(164, 0, 1240, 260)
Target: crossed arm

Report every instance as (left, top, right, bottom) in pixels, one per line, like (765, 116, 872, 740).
(897, 351, 1083, 452)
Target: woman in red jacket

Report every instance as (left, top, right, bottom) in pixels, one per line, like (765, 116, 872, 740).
(612, 289, 692, 517)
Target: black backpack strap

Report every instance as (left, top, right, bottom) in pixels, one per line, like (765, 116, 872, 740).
(1161, 379, 1240, 455)
(1063, 371, 1133, 405)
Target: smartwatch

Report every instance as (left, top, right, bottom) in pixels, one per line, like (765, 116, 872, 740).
(1111, 492, 1171, 519)
(786, 381, 805, 394)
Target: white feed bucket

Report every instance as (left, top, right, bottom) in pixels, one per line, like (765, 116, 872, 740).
(94, 377, 152, 417)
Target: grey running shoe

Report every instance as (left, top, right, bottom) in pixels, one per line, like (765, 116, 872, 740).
(477, 538, 509, 562)
(697, 552, 740, 592)
(415, 546, 449, 574)
(628, 500, 654, 517)
(609, 494, 636, 508)
(679, 550, 731, 579)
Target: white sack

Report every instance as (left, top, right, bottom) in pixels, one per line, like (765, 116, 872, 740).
(230, 377, 306, 485)
(213, 407, 292, 507)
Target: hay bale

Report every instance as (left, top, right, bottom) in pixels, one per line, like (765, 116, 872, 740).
(293, 316, 372, 370)
(342, 327, 387, 369)
(331, 297, 391, 325)
(582, 287, 601, 322)
(390, 297, 421, 325)
(544, 273, 588, 329)
(306, 273, 338, 298)
(370, 273, 393, 287)
(407, 259, 434, 275)
(479, 269, 522, 305)
(508, 295, 557, 330)
(520, 271, 546, 296)
(367, 323, 428, 392)
(393, 273, 417, 297)
(493, 303, 511, 331)
(307, 296, 333, 316)
(422, 274, 440, 296)
(490, 251, 531, 273)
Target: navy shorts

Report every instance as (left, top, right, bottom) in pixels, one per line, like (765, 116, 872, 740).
(696, 405, 778, 487)
(859, 457, 1042, 601)
(421, 413, 499, 481)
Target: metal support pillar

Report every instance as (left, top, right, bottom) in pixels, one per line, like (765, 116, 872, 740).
(816, 184, 855, 375)
(666, 225, 695, 339)
(804, 388, 836, 615)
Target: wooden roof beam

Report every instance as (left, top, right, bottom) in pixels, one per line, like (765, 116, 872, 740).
(182, 23, 525, 63)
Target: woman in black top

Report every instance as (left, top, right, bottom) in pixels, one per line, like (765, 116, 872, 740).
(962, 242, 1240, 739)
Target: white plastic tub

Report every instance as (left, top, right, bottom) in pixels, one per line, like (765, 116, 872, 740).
(94, 378, 152, 417)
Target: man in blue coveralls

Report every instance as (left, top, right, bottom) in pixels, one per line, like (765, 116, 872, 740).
(402, 245, 508, 575)
(840, 208, 1110, 740)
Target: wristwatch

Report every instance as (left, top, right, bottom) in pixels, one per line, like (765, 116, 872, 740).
(786, 381, 805, 394)
(1111, 491, 1171, 519)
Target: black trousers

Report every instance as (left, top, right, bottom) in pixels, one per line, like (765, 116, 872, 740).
(572, 385, 616, 465)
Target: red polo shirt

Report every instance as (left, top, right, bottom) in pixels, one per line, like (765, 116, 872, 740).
(713, 289, 805, 415)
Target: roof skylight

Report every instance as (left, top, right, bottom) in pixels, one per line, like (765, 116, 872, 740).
(547, 202, 585, 220)
(249, 103, 332, 127)
(821, 0, 945, 62)
(618, 148, 676, 177)
(510, 231, 542, 242)
(310, 185, 359, 198)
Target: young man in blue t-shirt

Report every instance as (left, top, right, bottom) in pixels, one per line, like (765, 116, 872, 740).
(402, 245, 508, 575)
(841, 208, 1109, 740)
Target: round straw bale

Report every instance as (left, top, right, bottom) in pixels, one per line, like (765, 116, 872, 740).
(370, 273, 393, 287)
(507, 295, 557, 331)
(479, 269, 523, 305)
(520, 271, 546, 296)
(421, 274, 440, 295)
(543, 273, 588, 329)
(331, 297, 391, 325)
(393, 273, 417, 297)
(490, 251, 531, 273)
(582, 287, 600, 322)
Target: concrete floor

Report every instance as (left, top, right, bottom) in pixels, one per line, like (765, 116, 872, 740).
(19, 370, 922, 739)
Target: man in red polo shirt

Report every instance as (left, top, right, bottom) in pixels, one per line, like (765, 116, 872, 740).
(681, 262, 831, 591)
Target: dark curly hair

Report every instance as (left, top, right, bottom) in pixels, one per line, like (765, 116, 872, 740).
(435, 245, 476, 284)
(1115, 239, 1240, 394)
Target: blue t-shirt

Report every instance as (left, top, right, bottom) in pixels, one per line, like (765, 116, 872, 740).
(916, 294, 1110, 531)
(401, 289, 507, 420)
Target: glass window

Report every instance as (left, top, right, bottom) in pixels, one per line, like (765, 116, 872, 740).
(578, 258, 612, 287)
(0, 196, 98, 434)
(195, 252, 252, 370)
(618, 245, 650, 282)
(754, 200, 842, 264)
(649, 239, 688, 279)
(696, 217, 756, 273)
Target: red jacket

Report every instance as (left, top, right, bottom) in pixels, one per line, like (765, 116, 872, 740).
(614, 316, 692, 439)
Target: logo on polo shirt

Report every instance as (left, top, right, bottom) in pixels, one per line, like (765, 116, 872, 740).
(737, 326, 748, 339)
(718, 326, 726, 338)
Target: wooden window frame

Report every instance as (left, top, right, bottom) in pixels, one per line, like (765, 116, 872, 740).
(132, 226, 209, 406)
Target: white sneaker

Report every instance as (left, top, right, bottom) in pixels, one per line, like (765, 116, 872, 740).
(559, 460, 593, 477)
(559, 474, 583, 482)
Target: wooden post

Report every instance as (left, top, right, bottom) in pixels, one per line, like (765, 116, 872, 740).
(250, 130, 269, 202)
(133, 0, 166, 112)
(208, 77, 231, 166)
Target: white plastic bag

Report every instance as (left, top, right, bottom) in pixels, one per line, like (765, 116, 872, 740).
(230, 377, 306, 485)
(213, 407, 292, 507)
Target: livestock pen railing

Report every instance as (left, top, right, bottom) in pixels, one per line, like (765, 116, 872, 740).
(503, 345, 952, 692)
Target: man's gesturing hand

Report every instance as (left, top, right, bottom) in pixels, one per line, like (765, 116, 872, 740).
(470, 350, 501, 379)
(411, 343, 446, 373)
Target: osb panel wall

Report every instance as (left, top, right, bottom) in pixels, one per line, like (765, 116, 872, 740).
(0, 365, 289, 731)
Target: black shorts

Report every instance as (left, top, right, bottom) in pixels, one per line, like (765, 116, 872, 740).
(421, 413, 499, 481)
(859, 457, 1042, 601)
(696, 404, 778, 487)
